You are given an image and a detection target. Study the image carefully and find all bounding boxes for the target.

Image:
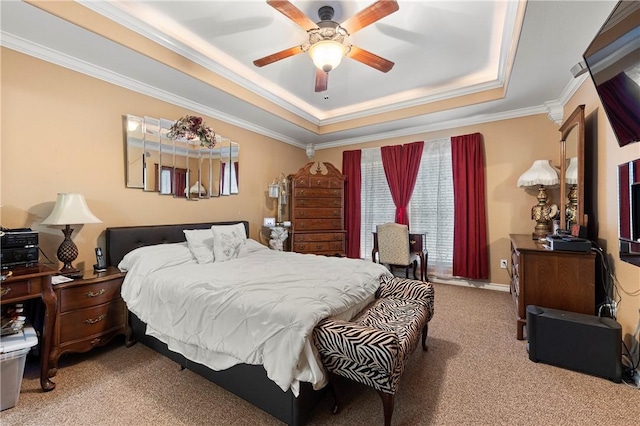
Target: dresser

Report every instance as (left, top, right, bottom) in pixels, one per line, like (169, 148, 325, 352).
(49, 267, 133, 374)
(509, 234, 595, 340)
(289, 162, 346, 256)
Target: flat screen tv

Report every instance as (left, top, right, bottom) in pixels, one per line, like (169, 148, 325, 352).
(583, 1, 640, 147)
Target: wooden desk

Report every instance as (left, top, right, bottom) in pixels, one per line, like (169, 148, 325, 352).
(1, 265, 57, 391)
(372, 232, 428, 281)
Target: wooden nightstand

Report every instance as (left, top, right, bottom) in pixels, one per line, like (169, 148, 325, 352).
(49, 267, 134, 375)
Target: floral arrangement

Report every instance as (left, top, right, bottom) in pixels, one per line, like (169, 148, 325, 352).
(167, 115, 216, 148)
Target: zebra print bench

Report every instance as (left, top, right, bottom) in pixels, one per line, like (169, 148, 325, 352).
(313, 276, 434, 426)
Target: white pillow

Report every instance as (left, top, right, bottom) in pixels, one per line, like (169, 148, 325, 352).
(183, 229, 215, 264)
(211, 223, 247, 262)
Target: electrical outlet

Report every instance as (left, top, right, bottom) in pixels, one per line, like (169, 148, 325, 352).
(500, 259, 508, 269)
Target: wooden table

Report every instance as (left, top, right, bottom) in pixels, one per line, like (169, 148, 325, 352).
(1, 265, 57, 391)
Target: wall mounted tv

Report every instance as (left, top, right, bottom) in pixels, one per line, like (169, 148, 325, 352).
(583, 1, 640, 147)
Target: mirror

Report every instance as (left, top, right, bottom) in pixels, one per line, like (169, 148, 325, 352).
(559, 105, 586, 231)
(124, 115, 237, 199)
(219, 139, 239, 195)
(158, 118, 175, 195)
(125, 115, 144, 188)
(142, 117, 162, 192)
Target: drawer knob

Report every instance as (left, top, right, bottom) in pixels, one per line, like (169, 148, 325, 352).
(85, 289, 106, 298)
(300, 190, 305, 195)
(84, 314, 106, 325)
(1, 287, 11, 296)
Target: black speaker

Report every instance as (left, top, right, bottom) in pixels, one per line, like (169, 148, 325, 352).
(527, 305, 622, 382)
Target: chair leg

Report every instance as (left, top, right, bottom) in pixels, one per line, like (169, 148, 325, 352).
(376, 390, 394, 426)
(421, 323, 429, 351)
(412, 260, 418, 280)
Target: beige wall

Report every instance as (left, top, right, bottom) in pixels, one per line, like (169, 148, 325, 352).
(564, 81, 640, 341)
(317, 114, 561, 288)
(2, 46, 638, 340)
(1, 48, 308, 271)
(316, 80, 640, 339)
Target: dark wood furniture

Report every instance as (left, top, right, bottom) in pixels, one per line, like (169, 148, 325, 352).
(372, 232, 428, 281)
(0, 265, 57, 391)
(105, 221, 325, 426)
(509, 234, 595, 340)
(289, 162, 346, 256)
(49, 267, 133, 375)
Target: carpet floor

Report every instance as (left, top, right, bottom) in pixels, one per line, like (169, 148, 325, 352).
(1, 282, 638, 425)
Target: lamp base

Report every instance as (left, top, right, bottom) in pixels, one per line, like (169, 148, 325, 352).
(56, 225, 83, 279)
(59, 267, 84, 279)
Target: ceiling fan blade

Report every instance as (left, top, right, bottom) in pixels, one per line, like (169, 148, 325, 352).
(347, 45, 394, 73)
(253, 45, 304, 67)
(315, 69, 328, 92)
(341, 0, 399, 35)
(267, 0, 318, 32)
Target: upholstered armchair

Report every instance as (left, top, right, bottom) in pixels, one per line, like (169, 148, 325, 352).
(376, 223, 419, 279)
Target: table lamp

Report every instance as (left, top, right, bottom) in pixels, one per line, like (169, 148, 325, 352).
(41, 193, 102, 278)
(517, 160, 559, 240)
(565, 156, 579, 226)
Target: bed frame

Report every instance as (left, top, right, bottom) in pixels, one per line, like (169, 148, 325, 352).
(106, 221, 325, 426)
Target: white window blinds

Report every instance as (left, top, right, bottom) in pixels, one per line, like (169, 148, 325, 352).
(359, 139, 454, 278)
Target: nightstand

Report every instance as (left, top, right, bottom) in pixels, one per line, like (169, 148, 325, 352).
(49, 267, 134, 376)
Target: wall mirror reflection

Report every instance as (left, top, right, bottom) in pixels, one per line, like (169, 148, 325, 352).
(219, 139, 239, 196)
(558, 105, 586, 231)
(125, 115, 144, 188)
(125, 115, 239, 199)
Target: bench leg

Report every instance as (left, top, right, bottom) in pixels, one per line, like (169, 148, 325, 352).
(421, 323, 429, 351)
(376, 390, 394, 426)
(327, 372, 341, 414)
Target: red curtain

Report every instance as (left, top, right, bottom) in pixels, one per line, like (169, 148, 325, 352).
(174, 168, 187, 197)
(451, 133, 488, 279)
(221, 162, 226, 193)
(343, 150, 362, 258)
(381, 141, 424, 226)
(597, 72, 640, 147)
(234, 161, 239, 186)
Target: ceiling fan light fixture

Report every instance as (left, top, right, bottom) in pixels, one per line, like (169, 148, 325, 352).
(309, 40, 347, 72)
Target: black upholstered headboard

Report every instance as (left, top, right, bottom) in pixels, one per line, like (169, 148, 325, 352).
(105, 221, 250, 267)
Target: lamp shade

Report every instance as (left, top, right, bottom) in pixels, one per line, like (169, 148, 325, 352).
(565, 157, 578, 185)
(308, 40, 347, 72)
(188, 181, 206, 194)
(517, 160, 559, 187)
(41, 193, 102, 225)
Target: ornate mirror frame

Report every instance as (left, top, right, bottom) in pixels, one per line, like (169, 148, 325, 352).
(558, 104, 586, 231)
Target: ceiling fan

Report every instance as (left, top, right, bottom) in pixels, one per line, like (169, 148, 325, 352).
(253, 0, 399, 92)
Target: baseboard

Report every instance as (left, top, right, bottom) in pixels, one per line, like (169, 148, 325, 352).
(430, 277, 510, 292)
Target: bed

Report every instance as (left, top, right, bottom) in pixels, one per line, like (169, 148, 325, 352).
(106, 221, 392, 426)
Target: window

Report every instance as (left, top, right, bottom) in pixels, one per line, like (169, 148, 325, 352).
(360, 138, 454, 277)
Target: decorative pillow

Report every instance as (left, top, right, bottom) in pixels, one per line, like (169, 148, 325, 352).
(183, 229, 215, 264)
(211, 223, 247, 262)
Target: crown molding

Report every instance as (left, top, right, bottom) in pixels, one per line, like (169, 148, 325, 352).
(0, 31, 305, 149)
(2, 29, 576, 152)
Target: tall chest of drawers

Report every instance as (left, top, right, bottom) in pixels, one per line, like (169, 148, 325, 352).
(289, 162, 346, 256)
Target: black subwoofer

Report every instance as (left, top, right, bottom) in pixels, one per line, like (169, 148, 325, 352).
(526, 305, 622, 382)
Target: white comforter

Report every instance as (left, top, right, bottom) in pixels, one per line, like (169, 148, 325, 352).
(118, 242, 391, 395)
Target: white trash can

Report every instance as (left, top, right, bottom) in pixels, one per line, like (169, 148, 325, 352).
(0, 326, 38, 411)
